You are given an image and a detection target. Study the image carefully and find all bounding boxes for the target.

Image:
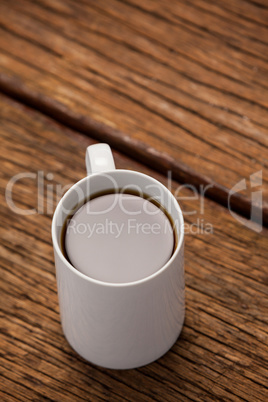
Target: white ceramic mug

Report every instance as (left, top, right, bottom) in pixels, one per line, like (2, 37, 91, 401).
(52, 144, 185, 369)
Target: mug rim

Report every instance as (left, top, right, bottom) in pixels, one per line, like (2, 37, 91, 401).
(51, 169, 184, 288)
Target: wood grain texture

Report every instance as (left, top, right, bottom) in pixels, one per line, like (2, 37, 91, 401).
(0, 0, 267, 223)
(0, 94, 267, 401)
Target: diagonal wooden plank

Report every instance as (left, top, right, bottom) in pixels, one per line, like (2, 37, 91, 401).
(0, 94, 267, 401)
(0, 0, 267, 224)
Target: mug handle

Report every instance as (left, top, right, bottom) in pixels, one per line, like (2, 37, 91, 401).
(85, 144, 116, 175)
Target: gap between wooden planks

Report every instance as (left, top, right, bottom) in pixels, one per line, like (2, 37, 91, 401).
(0, 94, 267, 401)
(0, 0, 267, 224)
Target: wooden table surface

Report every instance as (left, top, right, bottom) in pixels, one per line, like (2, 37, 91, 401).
(0, 1, 267, 401)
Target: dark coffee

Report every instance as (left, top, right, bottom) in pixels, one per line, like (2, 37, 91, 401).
(61, 190, 177, 283)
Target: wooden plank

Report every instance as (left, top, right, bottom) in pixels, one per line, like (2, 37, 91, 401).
(0, 94, 267, 401)
(0, 0, 267, 223)
(200, 0, 268, 25)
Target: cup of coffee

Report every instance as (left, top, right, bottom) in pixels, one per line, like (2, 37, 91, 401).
(52, 143, 184, 369)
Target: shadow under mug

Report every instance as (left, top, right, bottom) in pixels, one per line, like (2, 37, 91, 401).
(52, 143, 185, 369)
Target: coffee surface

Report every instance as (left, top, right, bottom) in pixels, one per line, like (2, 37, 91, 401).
(65, 193, 174, 283)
